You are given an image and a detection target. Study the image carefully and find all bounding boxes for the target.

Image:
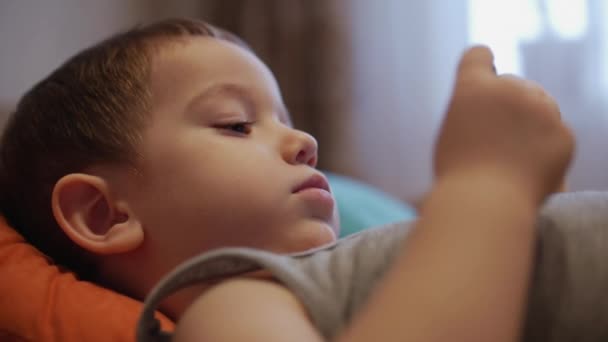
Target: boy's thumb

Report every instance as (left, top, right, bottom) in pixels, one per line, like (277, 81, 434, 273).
(457, 45, 496, 77)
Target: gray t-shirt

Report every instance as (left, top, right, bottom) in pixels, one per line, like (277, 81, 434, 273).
(137, 191, 608, 341)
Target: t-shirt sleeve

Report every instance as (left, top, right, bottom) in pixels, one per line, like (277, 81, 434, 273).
(523, 191, 608, 341)
(136, 221, 414, 341)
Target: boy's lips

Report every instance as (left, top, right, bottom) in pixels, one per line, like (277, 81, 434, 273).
(292, 173, 335, 220)
(292, 173, 331, 194)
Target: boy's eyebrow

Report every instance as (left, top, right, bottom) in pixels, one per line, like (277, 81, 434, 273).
(188, 83, 255, 113)
(187, 82, 293, 125)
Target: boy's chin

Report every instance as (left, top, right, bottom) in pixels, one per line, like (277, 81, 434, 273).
(288, 220, 337, 252)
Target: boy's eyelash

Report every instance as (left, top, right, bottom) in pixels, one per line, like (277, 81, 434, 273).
(215, 122, 253, 135)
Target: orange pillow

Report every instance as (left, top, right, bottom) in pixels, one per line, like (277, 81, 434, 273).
(0, 216, 174, 341)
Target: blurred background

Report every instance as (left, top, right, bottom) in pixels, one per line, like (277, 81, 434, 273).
(1, 0, 607, 205)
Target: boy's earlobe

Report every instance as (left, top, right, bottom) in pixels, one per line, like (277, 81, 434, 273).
(52, 173, 144, 255)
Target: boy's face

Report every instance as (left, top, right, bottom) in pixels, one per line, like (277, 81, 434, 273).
(125, 37, 339, 271)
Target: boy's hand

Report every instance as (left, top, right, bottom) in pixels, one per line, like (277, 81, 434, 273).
(434, 46, 575, 205)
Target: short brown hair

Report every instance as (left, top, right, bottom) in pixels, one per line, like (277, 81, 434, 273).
(0, 18, 248, 279)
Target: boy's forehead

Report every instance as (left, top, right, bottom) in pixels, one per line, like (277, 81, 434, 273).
(147, 37, 293, 126)
(149, 37, 227, 81)
(149, 37, 272, 92)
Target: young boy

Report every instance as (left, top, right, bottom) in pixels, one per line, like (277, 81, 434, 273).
(0, 17, 586, 342)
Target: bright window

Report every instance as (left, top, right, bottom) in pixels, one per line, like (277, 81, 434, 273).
(467, 0, 589, 74)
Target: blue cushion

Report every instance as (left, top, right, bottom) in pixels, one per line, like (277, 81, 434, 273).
(325, 172, 416, 237)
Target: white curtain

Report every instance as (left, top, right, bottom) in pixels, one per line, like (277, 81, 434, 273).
(331, 0, 608, 203)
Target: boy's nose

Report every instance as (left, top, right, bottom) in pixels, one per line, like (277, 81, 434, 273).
(281, 129, 318, 167)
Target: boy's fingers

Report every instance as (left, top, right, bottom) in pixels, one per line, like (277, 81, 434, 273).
(457, 45, 496, 77)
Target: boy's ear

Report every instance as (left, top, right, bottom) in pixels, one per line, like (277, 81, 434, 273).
(51, 173, 143, 255)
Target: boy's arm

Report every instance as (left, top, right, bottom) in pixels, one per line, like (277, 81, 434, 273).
(173, 277, 323, 342)
(339, 46, 574, 342)
(338, 171, 538, 342)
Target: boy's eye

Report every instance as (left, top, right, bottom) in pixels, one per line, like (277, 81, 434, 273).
(216, 122, 253, 135)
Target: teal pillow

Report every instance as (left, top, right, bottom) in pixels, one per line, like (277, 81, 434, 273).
(325, 172, 416, 237)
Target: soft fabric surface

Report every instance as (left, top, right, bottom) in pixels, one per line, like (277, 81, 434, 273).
(0, 217, 174, 341)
